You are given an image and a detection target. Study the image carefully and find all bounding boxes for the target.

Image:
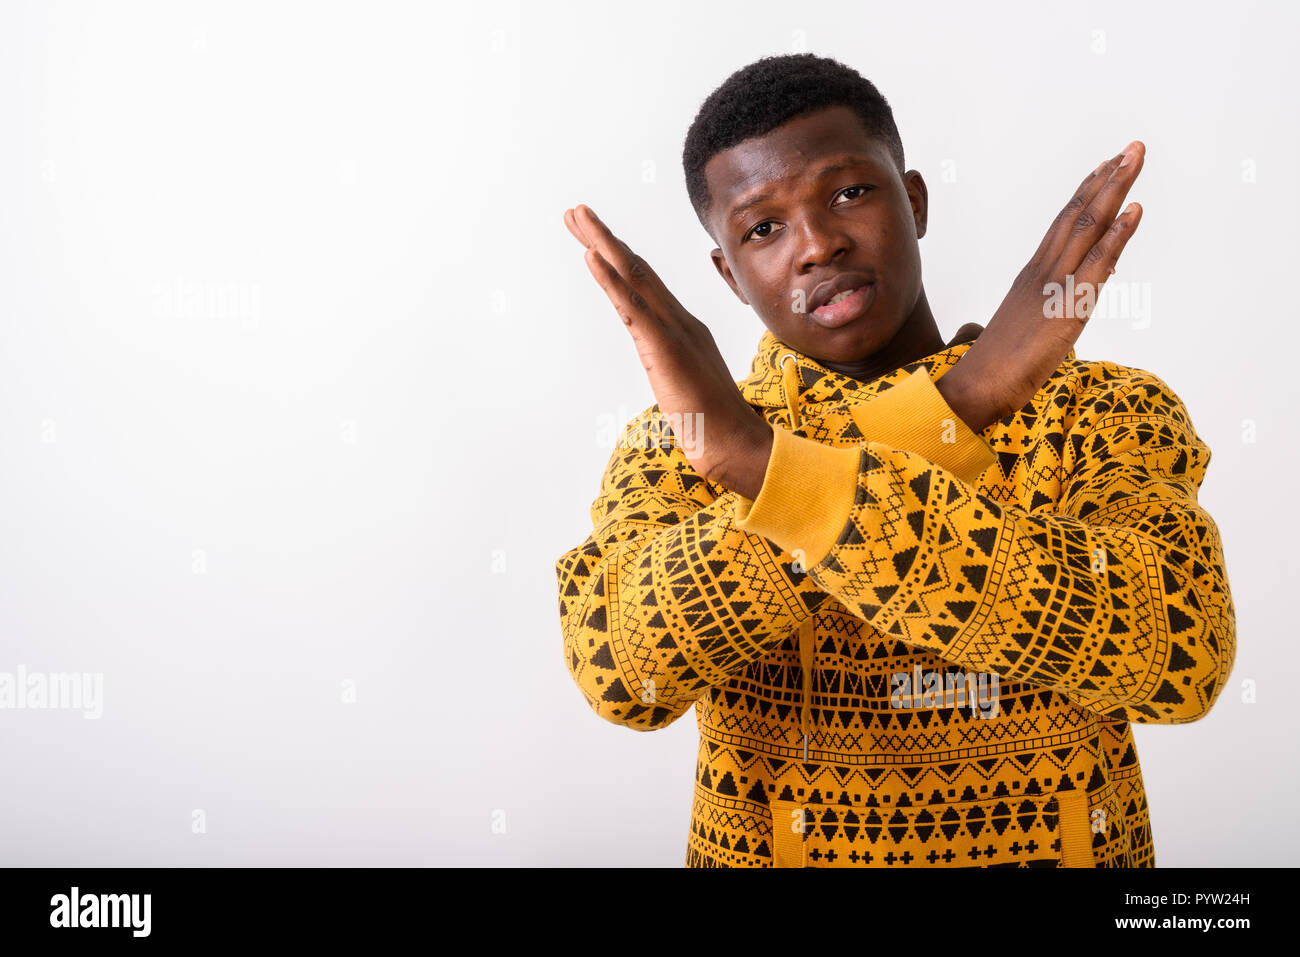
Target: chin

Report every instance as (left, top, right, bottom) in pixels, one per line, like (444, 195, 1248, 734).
(805, 320, 896, 361)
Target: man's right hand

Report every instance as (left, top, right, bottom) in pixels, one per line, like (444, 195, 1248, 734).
(938, 141, 1146, 433)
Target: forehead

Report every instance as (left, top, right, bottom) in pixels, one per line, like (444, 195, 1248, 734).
(704, 105, 890, 222)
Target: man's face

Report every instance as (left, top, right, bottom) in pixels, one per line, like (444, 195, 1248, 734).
(705, 105, 928, 365)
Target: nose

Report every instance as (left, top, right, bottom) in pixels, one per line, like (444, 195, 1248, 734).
(793, 207, 853, 271)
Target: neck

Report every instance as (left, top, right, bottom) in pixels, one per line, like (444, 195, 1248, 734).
(815, 289, 946, 384)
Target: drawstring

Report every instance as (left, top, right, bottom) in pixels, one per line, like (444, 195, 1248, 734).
(779, 352, 803, 431)
(780, 351, 816, 763)
(798, 610, 815, 763)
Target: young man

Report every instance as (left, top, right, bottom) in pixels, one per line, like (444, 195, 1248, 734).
(555, 53, 1235, 868)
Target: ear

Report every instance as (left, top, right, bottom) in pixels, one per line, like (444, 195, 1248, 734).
(711, 248, 749, 305)
(903, 169, 929, 240)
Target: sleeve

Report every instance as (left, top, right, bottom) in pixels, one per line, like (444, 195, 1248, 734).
(555, 370, 1000, 731)
(733, 369, 1236, 724)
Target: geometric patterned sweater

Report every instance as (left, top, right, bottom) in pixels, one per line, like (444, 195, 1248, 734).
(555, 327, 1236, 867)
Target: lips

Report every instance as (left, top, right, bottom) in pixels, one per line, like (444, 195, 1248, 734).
(807, 271, 875, 313)
(808, 282, 875, 328)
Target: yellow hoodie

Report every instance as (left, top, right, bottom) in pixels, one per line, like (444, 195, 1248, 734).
(555, 328, 1235, 867)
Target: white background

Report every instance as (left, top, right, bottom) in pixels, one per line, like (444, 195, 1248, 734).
(0, 0, 1294, 865)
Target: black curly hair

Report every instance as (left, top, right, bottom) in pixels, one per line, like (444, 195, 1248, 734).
(682, 53, 906, 242)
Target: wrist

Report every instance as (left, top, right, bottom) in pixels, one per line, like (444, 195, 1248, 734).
(722, 421, 773, 501)
(936, 371, 995, 434)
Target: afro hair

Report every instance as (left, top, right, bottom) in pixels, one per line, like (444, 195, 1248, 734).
(682, 53, 906, 241)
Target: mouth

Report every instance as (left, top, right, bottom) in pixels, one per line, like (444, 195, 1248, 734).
(809, 282, 875, 328)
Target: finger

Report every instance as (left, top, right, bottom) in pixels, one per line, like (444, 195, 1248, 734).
(1072, 201, 1143, 296)
(1027, 143, 1137, 271)
(564, 208, 593, 248)
(575, 205, 684, 320)
(1053, 141, 1145, 275)
(584, 245, 667, 333)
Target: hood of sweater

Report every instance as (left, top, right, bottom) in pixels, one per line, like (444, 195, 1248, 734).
(733, 326, 1073, 763)
(737, 326, 978, 423)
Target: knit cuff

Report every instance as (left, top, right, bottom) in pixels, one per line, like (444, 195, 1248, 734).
(850, 369, 998, 485)
(733, 425, 862, 567)
(732, 367, 998, 567)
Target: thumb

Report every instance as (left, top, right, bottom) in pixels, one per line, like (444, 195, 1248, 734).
(947, 322, 985, 346)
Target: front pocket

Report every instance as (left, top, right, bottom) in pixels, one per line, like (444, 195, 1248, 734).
(771, 789, 1096, 868)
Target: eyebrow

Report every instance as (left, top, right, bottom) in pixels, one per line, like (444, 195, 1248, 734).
(726, 157, 878, 224)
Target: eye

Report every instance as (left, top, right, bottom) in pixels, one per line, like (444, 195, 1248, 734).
(834, 184, 872, 204)
(742, 185, 874, 243)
